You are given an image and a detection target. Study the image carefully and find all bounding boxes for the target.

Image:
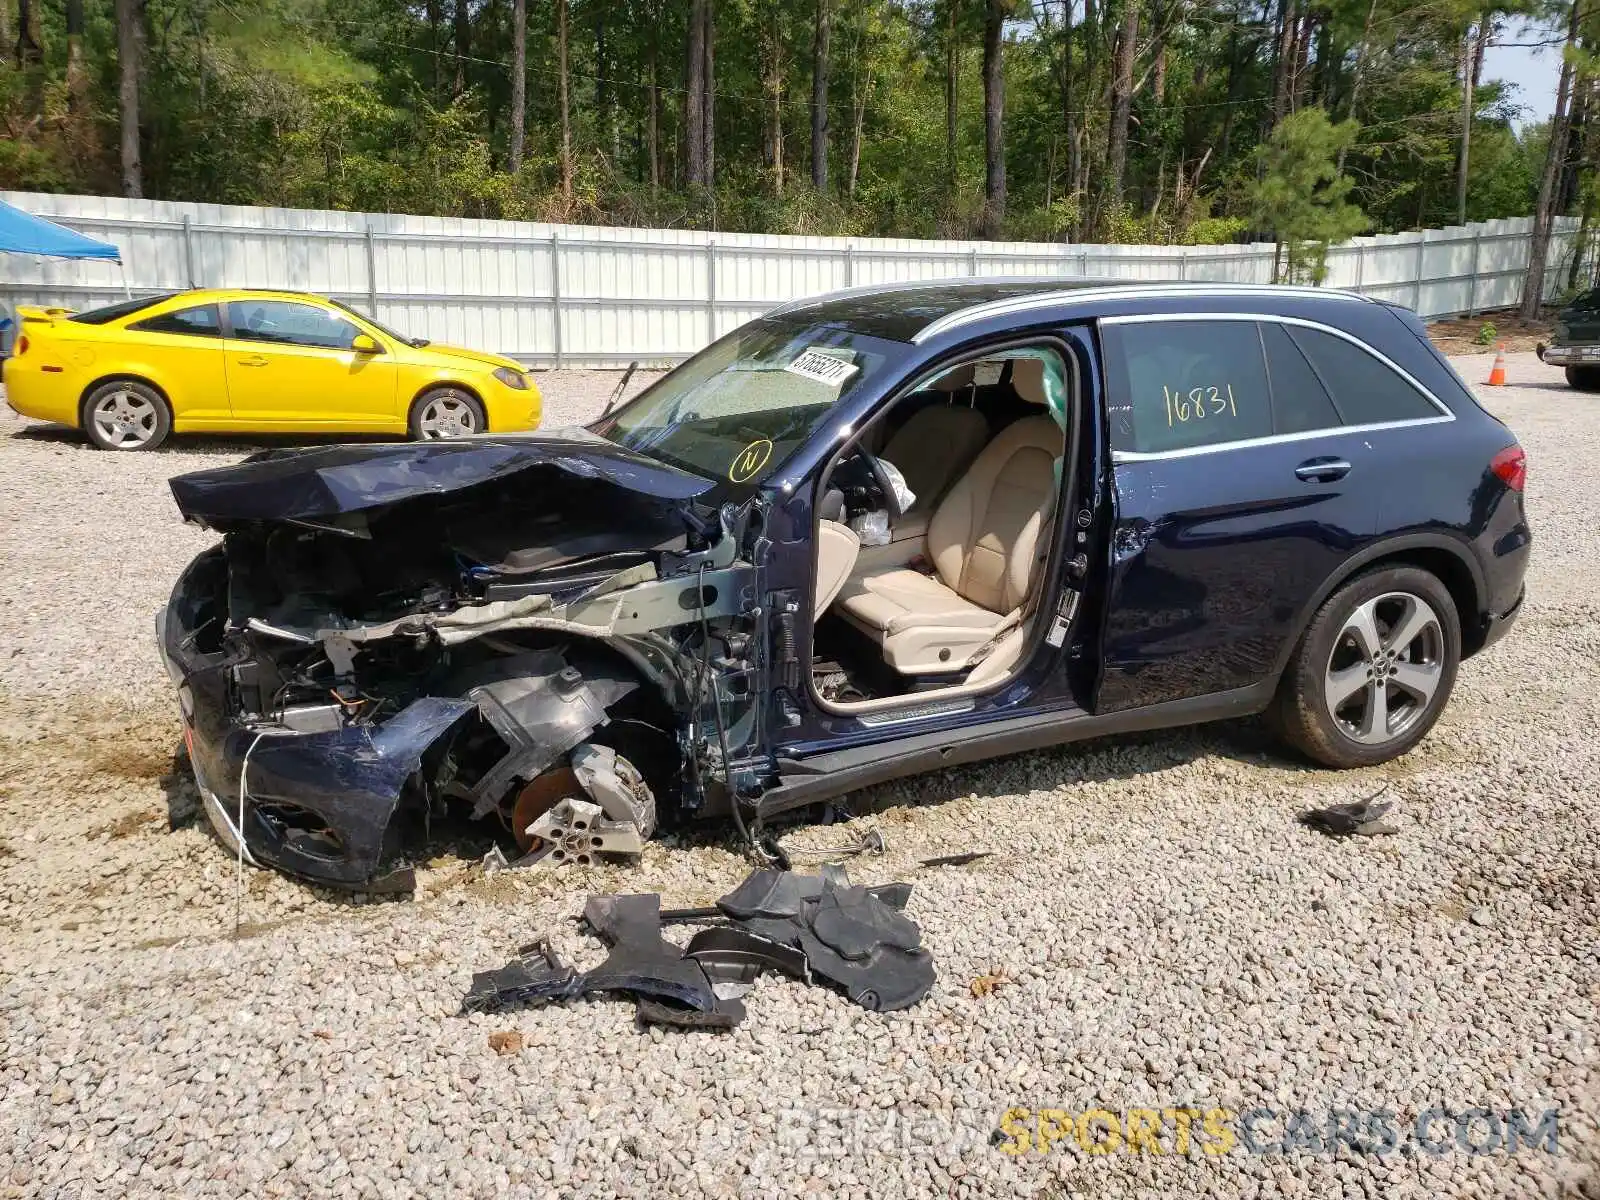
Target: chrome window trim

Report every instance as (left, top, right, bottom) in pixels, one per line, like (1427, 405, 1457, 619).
(1110, 415, 1453, 463)
(911, 283, 1371, 344)
(1100, 311, 1454, 461)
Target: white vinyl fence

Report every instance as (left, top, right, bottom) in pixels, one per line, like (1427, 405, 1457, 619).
(1, 190, 1588, 369)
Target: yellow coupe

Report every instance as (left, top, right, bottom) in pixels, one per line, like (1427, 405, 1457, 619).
(2, 288, 541, 450)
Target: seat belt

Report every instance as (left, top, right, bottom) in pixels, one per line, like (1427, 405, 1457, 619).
(963, 606, 1023, 667)
(963, 520, 1054, 668)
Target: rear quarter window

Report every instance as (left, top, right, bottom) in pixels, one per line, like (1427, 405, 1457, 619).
(130, 304, 222, 338)
(1104, 320, 1274, 453)
(1285, 325, 1440, 425)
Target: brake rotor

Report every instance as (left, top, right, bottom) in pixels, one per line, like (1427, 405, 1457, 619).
(510, 767, 584, 853)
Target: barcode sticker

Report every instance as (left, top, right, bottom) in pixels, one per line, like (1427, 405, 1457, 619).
(785, 348, 860, 388)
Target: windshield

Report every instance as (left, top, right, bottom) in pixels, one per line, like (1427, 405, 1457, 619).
(592, 318, 906, 491)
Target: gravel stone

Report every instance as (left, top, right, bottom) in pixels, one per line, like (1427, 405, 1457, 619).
(0, 351, 1595, 1197)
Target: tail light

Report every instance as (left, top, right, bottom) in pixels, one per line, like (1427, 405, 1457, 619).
(13, 335, 26, 356)
(1490, 445, 1526, 492)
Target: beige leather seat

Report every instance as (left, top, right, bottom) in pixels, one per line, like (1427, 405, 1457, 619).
(837, 402, 1060, 675)
(814, 520, 861, 613)
(879, 403, 989, 520)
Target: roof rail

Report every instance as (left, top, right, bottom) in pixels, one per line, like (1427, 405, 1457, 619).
(912, 281, 1372, 343)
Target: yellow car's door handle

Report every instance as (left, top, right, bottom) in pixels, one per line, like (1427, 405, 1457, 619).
(236, 355, 270, 367)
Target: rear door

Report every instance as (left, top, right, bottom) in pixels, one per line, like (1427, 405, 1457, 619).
(223, 298, 397, 428)
(1095, 315, 1381, 712)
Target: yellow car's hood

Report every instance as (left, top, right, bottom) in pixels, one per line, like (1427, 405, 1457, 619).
(413, 341, 526, 374)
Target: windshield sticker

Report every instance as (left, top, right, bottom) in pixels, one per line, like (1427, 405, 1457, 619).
(729, 438, 774, 483)
(785, 348, 860, 389)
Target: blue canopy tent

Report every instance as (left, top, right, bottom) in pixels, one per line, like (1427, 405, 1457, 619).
(0, 199, 126, 356)
(0, 199, 122, 262)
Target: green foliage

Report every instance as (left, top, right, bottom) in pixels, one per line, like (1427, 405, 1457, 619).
(1181, 216, 1252, 246)
(1475, 322, 1497, 346)
(0, 0, 1560, 242)
(1251, 108, 1369, 283)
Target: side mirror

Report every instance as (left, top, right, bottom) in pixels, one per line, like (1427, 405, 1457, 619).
(350, 333, 382, 355)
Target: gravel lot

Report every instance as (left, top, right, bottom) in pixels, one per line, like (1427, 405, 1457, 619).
(0, 352, 1595, 1199)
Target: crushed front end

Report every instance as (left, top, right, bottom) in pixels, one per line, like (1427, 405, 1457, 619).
(157, 435, 772, 891)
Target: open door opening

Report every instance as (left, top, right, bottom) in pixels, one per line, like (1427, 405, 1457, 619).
(808, 343, 1078, 715)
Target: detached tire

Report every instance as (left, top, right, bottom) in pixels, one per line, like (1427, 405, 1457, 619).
(1271, 566, 1460, 769)
(408, 388, 487, 440)
(1565, 365, 1600, 391)
(81, 379, 173, 451)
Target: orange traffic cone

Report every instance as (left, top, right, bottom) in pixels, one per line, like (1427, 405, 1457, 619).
(1486, 345, 1507, 387)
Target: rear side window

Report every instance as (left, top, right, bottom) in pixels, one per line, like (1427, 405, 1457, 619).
(1104, 320, 1273, 453)
(68, 294, 176, 325)
(1286, 326, 1440, 425)
(130, 304, 221, 338)
(1260, 322, 1341, 433)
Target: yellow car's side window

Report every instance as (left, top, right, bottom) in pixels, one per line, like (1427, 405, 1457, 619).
(228, 300, 360, 351)
(129, 304, 222, 338)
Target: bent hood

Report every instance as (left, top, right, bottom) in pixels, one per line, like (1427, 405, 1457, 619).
(169, 428, 716, 530)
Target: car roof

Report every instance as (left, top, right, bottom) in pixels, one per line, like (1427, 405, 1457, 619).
(765, 277, 1374, 343)
(173, 288, 327, 303)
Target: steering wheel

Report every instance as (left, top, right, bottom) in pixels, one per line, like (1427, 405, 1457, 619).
(859, 450, 906, 520)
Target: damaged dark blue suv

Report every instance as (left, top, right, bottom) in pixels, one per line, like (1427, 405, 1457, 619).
(159, 280, 1531, 891)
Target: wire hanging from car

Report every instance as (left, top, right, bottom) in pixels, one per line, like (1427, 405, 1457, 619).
(697, 562, 753, 853)
(236, 731, 267, 934)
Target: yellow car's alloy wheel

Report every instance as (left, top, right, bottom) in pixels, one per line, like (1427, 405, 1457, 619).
(413, 389, 484, 440)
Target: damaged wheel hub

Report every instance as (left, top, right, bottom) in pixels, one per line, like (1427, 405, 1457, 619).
(495, 743, 657, 870)
(510, 768, 584, 854)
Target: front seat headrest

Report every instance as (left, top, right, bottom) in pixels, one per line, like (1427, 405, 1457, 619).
(1010, 358, 1048, 406)
(929, 364, 975, 393)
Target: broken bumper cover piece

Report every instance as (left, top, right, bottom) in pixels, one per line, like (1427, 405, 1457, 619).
(461, 867, 935, 1027)
(189, 697, 476, 892)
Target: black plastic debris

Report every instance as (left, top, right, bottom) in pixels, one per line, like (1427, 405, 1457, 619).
(717, 866, 934, 1012)
(683, 927, 811, 985)
(462, 938, 582, 1012)
(581, 893, 742, 1026)
(1301, 787, 1401, 837)
(461, 866, 936, 1027)
(919, 851, 993, 869)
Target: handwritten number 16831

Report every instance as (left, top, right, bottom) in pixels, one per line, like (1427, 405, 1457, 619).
(1163, 384, 1238, 426)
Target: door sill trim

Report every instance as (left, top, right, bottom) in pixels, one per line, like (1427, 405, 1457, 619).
(755, 681, 1274, 820)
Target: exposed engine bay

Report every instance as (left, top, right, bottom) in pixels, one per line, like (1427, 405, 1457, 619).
(158, 434, 769, 891)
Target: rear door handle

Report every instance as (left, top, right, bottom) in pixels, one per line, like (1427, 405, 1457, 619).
(236, 355, 269, 367)
(1294, 457, 1351, 482)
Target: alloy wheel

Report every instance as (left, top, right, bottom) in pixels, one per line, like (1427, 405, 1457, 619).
(1323, 591, 1444, 746)
(91, 389, 159, 449)
(417, 393, 479, 439)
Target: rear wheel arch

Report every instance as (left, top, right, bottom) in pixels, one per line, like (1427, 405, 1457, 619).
(1273, 536, 1485, 682)
(79, 371, 173, 421)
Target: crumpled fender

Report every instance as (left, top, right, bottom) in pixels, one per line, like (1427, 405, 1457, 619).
(214, 696, 477, 890)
